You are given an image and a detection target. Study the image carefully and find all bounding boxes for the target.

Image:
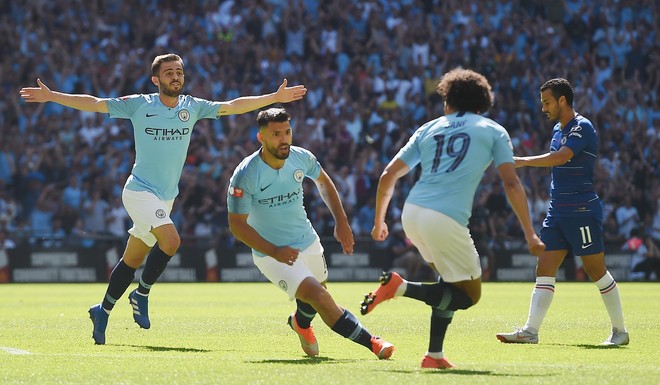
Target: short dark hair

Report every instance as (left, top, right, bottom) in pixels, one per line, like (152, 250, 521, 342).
(257, 108, 290, 128)
(540, 78, 574, 106)
(436, 68, 493, 114)
(151, 53, 183, 76)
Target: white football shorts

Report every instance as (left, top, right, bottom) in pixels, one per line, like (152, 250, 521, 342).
(401, 203, 482, 282)
(253, 236, 328, 300)
(122, 189, 174, 247)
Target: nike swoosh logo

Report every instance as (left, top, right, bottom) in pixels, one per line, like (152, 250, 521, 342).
(581, 243, 593, 249)
(260, 184, 272, 192)
(516, 335, 530, 340)
(146, 113, 158, 117)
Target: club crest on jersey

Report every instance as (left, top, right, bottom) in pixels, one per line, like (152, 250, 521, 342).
(178, 109, 190, 122)
(293, 169, 304, 183)
(155, 209, 166, 219)
(568, 125, 583, 139)
(278, 280, 288, 291)
(229, 186, 243, 198)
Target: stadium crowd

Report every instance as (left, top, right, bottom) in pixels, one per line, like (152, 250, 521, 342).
(0, 0, 659, 278)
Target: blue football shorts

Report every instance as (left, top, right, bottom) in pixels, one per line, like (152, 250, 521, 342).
(540, 214, 604, 256)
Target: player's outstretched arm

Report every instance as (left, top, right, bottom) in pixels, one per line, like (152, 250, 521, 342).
(218, 78, 307, 116)
(514, 146, 573, 168)
(19, 78, 109, 113)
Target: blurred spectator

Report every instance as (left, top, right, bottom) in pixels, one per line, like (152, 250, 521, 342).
(356, 196, 376, 236)
(469, 206, 496, 280)
(0, 0, 657, 268)
(615, 196, 640, 239)
(61, 176, 85, 211)
(83, 189, 110, 236)
(106, 196, 129, 238)
(651, 193, 660, 244)
(0, 143, 16, 185)
(603, 212, 625, 246)
(42, 217, 66, 248)
(0, 229, 16, 282)
(0, 229, 16, 250)
(489, 230, 514, 274)
(29, 183, 58, 245)
(624, 229, 660, 281)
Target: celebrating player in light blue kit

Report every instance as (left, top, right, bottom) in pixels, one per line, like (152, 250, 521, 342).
(496, 78, 628, 346)
(227, 108, 394, 359)
(20, 53, 307, 345)
(360, 68, 544, 369)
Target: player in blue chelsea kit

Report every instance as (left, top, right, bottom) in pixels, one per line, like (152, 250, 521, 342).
(20, 53, 307, 344)
(359, 68, 544, 369)
(228, 108, 394, 359)
(497, 78, 628, 345)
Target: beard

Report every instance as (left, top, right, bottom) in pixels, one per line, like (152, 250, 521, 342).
(266, 144, 290, 160)
(161, 81, 182, 97)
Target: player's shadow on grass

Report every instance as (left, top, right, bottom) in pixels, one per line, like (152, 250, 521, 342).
(387, 369, 549, 378)
(120, 344, 212, 353)
(248, 356, 346, 365)
(562, 343, 628, 350)
(386, 369, 493, 375)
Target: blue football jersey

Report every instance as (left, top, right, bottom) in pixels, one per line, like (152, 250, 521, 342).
(546, 114, 601, 217)
(396, 111, 514, 226)
(227, 146, 322, 257)
(107, 94, 221, 200)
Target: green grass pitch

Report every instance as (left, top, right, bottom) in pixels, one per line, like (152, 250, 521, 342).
(1, 282, 658, 385)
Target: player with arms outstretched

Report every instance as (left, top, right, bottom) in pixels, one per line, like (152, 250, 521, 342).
(20, 53, 307, 345)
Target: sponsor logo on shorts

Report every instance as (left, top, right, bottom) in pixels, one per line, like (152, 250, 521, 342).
(278, 280, 288, 291)
(155, 209, 166, 219)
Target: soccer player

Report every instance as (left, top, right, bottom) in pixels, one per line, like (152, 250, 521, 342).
(360, 68, 545, 369)
(19, 53, 307, 345)
(227, 107, 394, 359)
(496, 78, 629, 345)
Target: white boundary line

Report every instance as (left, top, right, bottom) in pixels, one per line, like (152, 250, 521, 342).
(0, 346, 32, 355)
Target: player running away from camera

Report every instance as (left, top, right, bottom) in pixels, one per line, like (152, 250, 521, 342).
(19, 53, 307, 345)
(360, 68, 544, 369)
(496, 78, 628, 346)
(227, 108, 394, 359)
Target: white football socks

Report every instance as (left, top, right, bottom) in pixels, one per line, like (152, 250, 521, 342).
(523, 276, 556, 333)
(395, 278, 408, 297)
(595, 271, 626, 331)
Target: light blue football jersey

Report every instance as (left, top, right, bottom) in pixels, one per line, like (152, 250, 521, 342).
(107, 94, 221, 200)
(396, 111, 514, 226)
(227, 146, 322, 257)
